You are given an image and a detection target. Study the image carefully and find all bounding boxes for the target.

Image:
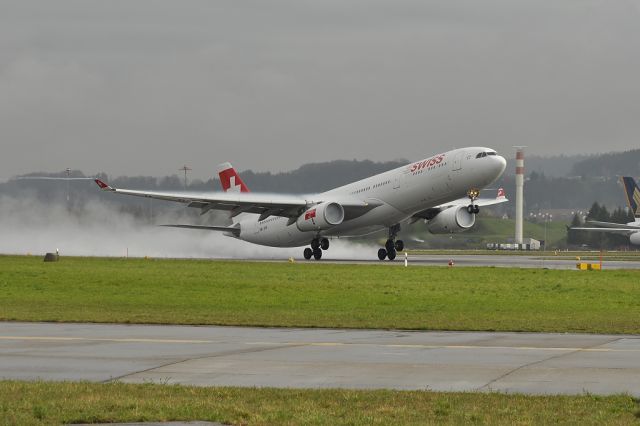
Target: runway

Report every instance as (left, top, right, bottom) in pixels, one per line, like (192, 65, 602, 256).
(1, 322, 639, 396)
(293, 253, 640, 270)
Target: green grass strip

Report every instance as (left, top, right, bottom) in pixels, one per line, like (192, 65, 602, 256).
(1, 255, 640, 334)
(0, 381, 637, 425)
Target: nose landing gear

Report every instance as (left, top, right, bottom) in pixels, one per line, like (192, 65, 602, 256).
(304, 237, 330, 260)
(466, 188, 480, 214)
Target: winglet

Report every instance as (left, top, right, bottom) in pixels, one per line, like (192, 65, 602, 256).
(94, 178, 114, 191)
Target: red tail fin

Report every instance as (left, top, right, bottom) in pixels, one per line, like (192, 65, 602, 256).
(217, 162, 250, 193)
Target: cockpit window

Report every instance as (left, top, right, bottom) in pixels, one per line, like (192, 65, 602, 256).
(476, 151, 497, 158)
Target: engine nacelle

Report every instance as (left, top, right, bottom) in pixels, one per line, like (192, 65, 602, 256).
(630, 232, 640, 245)
(296, 202, 345, 232)
(427, 205, 476, 234)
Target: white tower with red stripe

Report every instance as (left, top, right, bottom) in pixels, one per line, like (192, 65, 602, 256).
(514, 146, 526, 245)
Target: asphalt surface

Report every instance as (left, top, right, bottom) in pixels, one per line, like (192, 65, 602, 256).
(295, 253, 640, 269)
(1, 322, 639, 396)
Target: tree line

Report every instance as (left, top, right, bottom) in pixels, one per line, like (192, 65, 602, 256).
(567, 202, 635, 249)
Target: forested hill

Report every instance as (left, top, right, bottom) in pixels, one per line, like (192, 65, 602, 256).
(2, 152, 638, 213)
(570, 149, 640, 178)
(239, 159, 406, 193)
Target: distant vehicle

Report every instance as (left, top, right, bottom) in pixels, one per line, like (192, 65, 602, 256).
(95, 147, 507, 260)
(571, 177, 640, 245)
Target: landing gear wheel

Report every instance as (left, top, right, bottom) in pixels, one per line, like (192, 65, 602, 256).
(313, 248, 322, 260)
(394, 240, 404, 252)
(311, 238, 320, 250)
(466, 188, 480, 215)
(320, 238, 330, 250)
(385, 239, 395, 252)
(387, 249, 397, 261)
(303, 247, 313, 260)
(378, 248, 387, 260)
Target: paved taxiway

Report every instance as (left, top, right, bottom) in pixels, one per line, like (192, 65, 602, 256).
(297, 253, 640, 269)
(1, 322, 639, 396)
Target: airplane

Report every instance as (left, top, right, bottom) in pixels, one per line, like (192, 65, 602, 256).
(570, 176, 640, 245)
(94, 147, 507, 260)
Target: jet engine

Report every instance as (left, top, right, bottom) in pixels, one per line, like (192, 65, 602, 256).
(427, 205, 475, 234)
(630, 232, 640, 246)
(296, 202, 345, 232)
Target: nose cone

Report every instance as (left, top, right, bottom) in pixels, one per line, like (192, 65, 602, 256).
(490, 155, 507, 182)
(494, 155, 507, 175)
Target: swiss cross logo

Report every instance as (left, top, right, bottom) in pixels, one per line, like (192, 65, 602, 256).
(305, 209, 316, 221)
(227, 176, 242, 193)
(218, 167, 250, 193)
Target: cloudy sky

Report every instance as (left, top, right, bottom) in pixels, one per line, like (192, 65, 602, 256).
(2, 0, 640, 180)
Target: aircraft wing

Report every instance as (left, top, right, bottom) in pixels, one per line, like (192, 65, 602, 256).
(94, 179, 378, 221)
(570, 220, 640, 235)
(411, 188, 508, 220)
(436, 190, 509, 210)
(570, 227, 638, 235)
(584, 220, 640, 230)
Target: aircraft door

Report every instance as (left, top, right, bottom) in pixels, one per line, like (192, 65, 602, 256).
(452, 151, 463, 171)
(447, 151, 464, 190)
(394, 170, 409, 189)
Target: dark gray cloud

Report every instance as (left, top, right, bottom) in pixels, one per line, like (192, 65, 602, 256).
(2, 0, 640, 180)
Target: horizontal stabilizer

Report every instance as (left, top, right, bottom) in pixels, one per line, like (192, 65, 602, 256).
(160, 224, 240, 237)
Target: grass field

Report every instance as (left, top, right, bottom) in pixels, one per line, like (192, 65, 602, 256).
(465, 216, 570, 248)
(409, 217, 571, 249)
(1, 255, 640, 334)
(1, 381, 638, 425)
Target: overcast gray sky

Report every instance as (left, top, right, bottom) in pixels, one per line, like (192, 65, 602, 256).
(2, 0, 640, 180)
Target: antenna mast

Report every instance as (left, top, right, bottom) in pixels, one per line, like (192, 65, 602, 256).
(179, 165, 192, 190)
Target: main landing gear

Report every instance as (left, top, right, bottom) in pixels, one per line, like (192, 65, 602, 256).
(466, 188, 480, 214)
(378, 224, 404, 261)
(303, 237, 330, 260)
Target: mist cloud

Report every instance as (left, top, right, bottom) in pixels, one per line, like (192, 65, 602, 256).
(0, 195, 374, 260)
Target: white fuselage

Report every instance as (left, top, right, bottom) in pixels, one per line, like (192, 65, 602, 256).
(237, 147, 506, 247)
